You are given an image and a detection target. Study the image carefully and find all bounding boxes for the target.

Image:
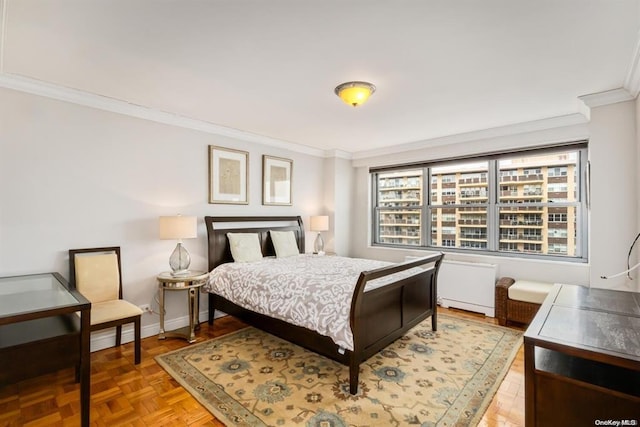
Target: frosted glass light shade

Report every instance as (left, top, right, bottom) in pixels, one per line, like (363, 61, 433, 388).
(334, 81, 376, 107)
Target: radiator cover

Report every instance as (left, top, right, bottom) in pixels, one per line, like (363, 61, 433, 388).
(406, 257, 496, 316)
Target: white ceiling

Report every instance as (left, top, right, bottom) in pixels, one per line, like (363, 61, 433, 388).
(2, 0, 639, 154)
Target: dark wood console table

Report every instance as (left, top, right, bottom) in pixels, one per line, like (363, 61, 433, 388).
(0, 273, 91, 426)
(524, 284, 640, 426)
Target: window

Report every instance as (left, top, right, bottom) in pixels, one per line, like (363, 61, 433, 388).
(523, 243, 543, 253)
(548, 213, 567, 222)
(548, 228, 568, 238)
(500, 242, 519, 252)
(371, 144, 587, 260)
(549, 243, 568, 253)
(523, 168, 542, 176)
(376, 170, 423, 246)
(441, 226, 457, 235)
(548, 167, 567, 177)
(523, 184, 542, 196)
(547, 183, 568, 192)
(428, 161, 489, 251)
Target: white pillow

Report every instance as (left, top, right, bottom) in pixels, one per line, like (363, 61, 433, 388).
(270, 230, 300, 258)
(227, 233, 263, 262)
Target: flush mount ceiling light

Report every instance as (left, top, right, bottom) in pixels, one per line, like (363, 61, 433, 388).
(334, 81, 376, 107)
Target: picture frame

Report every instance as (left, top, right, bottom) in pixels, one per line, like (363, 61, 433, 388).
(208, 145, 249, 204)
(262, 155, 293, 206)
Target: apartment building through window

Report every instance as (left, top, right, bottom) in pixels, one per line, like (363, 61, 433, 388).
(371, 144, 588, 261)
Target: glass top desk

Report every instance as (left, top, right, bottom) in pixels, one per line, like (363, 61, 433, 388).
(0, 273, 91, 427)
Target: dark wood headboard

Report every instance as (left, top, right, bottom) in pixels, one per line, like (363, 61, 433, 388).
(204, 216, 305, 271)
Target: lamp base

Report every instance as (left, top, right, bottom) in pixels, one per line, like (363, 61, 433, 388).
(313, 232, 324, 254)
(170, 269, 192, 277)
(169, 242, 191, 276)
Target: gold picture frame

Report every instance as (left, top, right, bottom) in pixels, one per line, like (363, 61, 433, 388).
(262, 155, 292, 206)
(208, 146, 249, 204)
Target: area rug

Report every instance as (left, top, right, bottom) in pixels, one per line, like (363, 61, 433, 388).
(156, 314, 522, 426)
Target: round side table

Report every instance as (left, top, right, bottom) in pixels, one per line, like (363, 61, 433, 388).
(156, 270, 209, 343)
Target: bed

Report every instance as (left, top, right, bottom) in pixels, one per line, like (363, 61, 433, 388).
(204, 215, 444, 394)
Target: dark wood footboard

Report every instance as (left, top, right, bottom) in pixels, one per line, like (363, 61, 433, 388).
(348, 252, 443, 393)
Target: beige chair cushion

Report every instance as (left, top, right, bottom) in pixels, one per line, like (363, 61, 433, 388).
(74, 253, 120, 303)
(91, 300, 143, 325)
(508, 280, 554, 304)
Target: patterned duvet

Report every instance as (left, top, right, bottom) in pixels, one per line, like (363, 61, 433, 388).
(204, 254, 398, 351)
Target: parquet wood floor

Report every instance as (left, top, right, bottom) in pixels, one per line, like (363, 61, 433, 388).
(0, 308, 525, 426)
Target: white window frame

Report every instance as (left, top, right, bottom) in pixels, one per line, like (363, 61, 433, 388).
(371, 143, 588, 262)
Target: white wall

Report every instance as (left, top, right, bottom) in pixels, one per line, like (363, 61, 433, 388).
(334, 157, 354, 255)
(588, 100, 638, 291)
(316, 156, 355, 256)
(350, 103, 639, 291)
(320, 156, 354, 256)
(320, 157, 334, 252)
(0, 87, 326, 347)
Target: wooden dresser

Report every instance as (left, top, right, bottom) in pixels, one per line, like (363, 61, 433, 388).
(524, 284, 640, 426)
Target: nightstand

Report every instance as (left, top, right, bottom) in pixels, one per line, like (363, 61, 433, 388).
(157, 271, 209, 343)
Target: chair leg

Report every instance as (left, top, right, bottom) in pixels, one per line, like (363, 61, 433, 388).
(116, 325, 122, 346)
(134, 317, 141, 365)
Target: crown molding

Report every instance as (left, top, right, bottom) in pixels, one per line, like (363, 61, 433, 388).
(352, 113, 588, 162)
(578, 87, 635, 108)
(0, 72, 326, 158)
(323, 149, 352, 160)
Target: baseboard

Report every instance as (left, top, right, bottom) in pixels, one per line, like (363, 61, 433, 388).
(88, 309, 227, 352)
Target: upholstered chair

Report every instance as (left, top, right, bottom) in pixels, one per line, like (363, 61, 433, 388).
(69, 247, 142, 364)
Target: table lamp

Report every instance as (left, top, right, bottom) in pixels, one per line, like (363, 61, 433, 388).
(310, 215, 329, 255)
(159, 215, 198, 276)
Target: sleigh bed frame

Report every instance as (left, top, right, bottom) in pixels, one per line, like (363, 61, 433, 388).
(204, 215, 443, 394)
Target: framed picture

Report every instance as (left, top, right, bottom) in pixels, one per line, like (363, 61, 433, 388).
(262, 155, 292, 206)
(209, 146, 249, 204)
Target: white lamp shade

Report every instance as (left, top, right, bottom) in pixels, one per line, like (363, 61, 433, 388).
(310, 215, 329, 232)
(159, 215, 198, 240)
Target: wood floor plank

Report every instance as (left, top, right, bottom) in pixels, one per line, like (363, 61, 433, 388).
(0, 308, 525, 426)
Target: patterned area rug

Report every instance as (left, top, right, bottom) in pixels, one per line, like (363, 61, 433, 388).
(156, 314, 522, 426)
